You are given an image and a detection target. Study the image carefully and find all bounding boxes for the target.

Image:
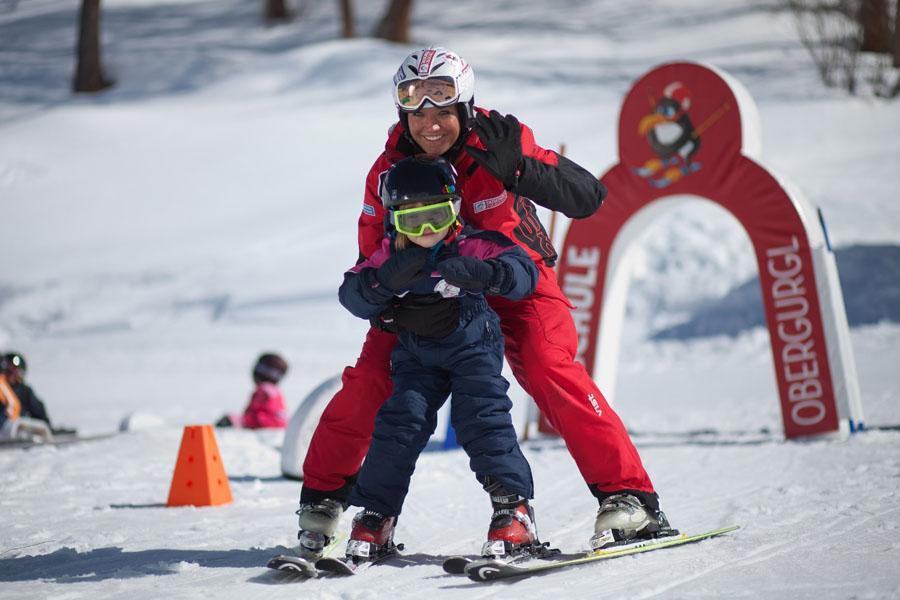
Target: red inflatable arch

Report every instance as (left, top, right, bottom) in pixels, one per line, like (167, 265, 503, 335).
(556, 62, 863, 439)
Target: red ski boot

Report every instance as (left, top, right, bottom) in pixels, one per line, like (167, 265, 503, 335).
(482, 497, 539, 558)
(345, 509, 399, 561)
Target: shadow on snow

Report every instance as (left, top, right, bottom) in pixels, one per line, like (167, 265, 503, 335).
(0, 545, 280, 582)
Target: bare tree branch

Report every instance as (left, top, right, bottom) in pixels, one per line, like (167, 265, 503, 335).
(785, 0, 899, 96)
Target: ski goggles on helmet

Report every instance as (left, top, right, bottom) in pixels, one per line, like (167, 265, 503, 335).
(392, 199, 458, 236)
(395, 76, 459, 111)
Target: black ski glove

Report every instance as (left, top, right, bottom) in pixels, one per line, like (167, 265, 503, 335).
(375, 247, 430, 292)
(464, 110, 523, 190)
(437, 256, 511, 295)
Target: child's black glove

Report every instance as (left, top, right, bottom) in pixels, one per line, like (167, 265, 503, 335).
(437, 256, 510, 295)
(464, 110, 523, 190)
(375, 247, 429, 292)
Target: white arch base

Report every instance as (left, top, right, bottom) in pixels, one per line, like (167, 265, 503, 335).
(280, 375, 342, 480)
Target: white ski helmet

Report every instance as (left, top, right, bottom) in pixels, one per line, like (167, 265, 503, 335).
(393, 46, 475, 126)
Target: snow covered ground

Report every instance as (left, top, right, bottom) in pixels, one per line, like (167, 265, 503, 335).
(1, 0, 899, 598)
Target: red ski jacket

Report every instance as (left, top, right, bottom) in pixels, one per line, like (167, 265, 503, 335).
(357, 108, 606, 304)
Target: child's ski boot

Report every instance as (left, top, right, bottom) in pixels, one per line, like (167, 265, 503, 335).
(296, 498, 343, 560)
(480, 479, 548, 559)
(345, 509, 401, 562)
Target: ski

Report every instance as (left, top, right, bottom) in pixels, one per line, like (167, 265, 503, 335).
(315, 546, 402, 577)
(266, 555, 318, 578)
(465, 524, 740, 582)
(0, 431, 115, 450)
(442, 543, 563, 574)
(442, 555, 477, 575)
(443, 553, 532, 575)
(267, 533, 346, 579)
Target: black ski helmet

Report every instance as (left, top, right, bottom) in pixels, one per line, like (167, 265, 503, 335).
(4, 352, 26, 374)
(380, 155, 461, 212)
(253, 353, 288, 384)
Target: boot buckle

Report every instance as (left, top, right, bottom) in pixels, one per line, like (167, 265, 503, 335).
(299, 530, 329, 553)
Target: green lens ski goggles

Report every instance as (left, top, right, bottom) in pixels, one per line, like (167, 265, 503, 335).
(392, 200, 458, 236)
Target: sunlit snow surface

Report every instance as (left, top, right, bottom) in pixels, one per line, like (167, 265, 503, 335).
(1, 0, 898, 598)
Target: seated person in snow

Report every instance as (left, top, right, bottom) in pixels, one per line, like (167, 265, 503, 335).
(217, 353, 289, 429)
(1, 354, 52, 442)
(2, 351, 75, 436)
(325, 155, 542, 562)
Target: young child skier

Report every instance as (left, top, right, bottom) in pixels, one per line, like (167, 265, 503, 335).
(216, 353, 289, 429)
(329, 155, 541, 563)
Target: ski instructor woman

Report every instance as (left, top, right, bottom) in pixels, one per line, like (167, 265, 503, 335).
(295, 47, 671, 558)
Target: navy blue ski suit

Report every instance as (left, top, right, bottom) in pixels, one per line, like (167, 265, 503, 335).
(338, 224, 539, 517)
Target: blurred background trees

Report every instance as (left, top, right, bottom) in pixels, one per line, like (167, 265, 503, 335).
(373, 0, 414, 43)
(265, 0, 292, 22)
(70, 1, 895, 97)
(785, 0, 900, 97)
(265, 0, 414, 43)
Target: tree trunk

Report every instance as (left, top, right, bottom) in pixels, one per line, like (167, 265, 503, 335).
(339, 0, 355, 38)
(264, 0, 291, 22)
(859, 0, 892, 52)
(894, 0, 900, 67)
(73, 0, 113, 93)
(374, 0, 413, 43)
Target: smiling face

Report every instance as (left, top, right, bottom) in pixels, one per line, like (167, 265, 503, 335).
(406, 105, 462, 156)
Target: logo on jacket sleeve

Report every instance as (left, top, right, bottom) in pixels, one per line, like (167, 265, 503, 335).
(473, 191, 507, 214)
(362, 203, 376, 217)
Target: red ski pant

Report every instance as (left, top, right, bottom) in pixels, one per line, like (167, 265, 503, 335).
(303, 290, 655, 497)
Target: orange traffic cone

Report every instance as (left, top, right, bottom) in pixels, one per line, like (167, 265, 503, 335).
(166, 425, 233, 507)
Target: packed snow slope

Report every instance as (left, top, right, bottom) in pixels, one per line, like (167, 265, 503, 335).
(1, 0, 899, 598)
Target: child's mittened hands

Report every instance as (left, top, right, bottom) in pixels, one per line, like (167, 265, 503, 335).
(437, 256, 495, 292)
(376, 247, 430, 291)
